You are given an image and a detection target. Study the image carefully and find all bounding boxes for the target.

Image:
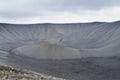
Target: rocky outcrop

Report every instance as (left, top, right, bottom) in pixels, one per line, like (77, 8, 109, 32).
(0, 65, 64, 80)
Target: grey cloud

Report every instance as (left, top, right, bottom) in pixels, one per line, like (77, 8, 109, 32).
(0, 0, 120, 19)
(59, 0, 120, 10)
(32, 0, 120, 11)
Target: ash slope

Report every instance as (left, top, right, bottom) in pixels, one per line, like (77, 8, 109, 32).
(0, 21, 120, 59)
(0, 21, 120, 80)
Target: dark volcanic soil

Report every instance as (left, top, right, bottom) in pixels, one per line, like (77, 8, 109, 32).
(5, 55, 120, 80)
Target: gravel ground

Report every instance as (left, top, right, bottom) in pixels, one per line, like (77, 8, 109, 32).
(6, 56, 120, 80)
(0, 65, 64, 80)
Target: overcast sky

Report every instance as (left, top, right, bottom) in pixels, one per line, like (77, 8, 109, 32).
(0, 0, 120, 24)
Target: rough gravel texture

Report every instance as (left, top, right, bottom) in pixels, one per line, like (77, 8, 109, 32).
(7, 56, 120, 80)
(0, 65, 64, 80)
